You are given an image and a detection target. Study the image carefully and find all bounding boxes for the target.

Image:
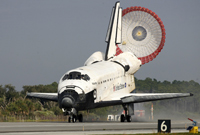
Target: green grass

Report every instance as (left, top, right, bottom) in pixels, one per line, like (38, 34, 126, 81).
(100, 133, 200, 135)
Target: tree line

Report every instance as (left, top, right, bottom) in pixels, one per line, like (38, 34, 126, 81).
(0, 78, 199, 121)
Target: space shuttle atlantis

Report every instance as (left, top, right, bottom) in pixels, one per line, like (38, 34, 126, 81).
(27, 2, 192, 122)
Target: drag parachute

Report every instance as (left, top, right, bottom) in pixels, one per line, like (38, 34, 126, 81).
(116, 6, 166, 65)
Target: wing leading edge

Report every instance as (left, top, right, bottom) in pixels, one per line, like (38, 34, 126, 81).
(121, 93, 193, 104)
(27, 92, 58, 102)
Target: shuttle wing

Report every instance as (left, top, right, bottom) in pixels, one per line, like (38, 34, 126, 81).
(120, 93, 193, 104)
(27, 92, 58, 102)
(95, 93, 192, 108)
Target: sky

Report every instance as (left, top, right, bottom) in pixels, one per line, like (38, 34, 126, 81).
(0, 0, 200, 91)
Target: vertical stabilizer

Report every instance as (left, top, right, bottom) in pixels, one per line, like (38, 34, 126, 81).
(105, 2, 122, 60)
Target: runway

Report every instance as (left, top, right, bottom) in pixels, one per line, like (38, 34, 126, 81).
(0, 129, 189, 135)
(0, 120, 197, 135)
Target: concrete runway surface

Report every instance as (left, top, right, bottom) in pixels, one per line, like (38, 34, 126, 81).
(0, 129, 190, 135)
(0, 120, 198, 135)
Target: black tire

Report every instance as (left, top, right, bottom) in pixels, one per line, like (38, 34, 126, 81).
(120, 114, 125, 122)
(127, 115, 131, 122)
(78, 114, 83, 122)
(68, 117, 71, 123)
(72, 115, 77, 123)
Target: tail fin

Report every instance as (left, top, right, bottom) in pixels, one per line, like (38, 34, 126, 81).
(105, 2, 122, 60)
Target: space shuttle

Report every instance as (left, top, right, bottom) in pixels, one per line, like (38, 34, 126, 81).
(27, 2, 192, 123)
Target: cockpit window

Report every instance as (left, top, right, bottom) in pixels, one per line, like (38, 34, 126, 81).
(81, 74, 90, 81)
(62, 74, 69, 81)
(62, 71, 90, 81)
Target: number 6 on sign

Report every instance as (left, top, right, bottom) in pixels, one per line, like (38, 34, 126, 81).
(158, 120, 171, 133)
(161, 121, 167, 131)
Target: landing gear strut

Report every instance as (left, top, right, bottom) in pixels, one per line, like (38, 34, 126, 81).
(120, 103, 134, 122)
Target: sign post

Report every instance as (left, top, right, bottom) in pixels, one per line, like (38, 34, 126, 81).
(158, 120, 171, 133)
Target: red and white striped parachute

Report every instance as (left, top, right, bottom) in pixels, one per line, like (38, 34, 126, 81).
(116, 6, 166, 65)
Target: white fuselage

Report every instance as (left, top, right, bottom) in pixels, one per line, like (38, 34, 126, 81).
(58, 60, 137, 104)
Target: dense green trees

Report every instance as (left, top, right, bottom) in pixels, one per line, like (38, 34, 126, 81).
(0, 78, 199, 121)
(0, 83, 60, 121)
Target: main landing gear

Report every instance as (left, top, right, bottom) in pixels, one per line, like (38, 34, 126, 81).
(120, 103, 134, 122)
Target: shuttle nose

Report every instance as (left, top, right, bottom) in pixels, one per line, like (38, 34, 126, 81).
(61, 97, 74, 108)
(58, 89, 79, 109)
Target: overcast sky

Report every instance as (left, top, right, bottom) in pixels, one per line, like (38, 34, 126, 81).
(1, 0, 200, 91)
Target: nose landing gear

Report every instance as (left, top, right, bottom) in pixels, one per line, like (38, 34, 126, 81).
(68, 114, 83, 123)
(63, 108, 83, 123)
(68, 115, 77, 123)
